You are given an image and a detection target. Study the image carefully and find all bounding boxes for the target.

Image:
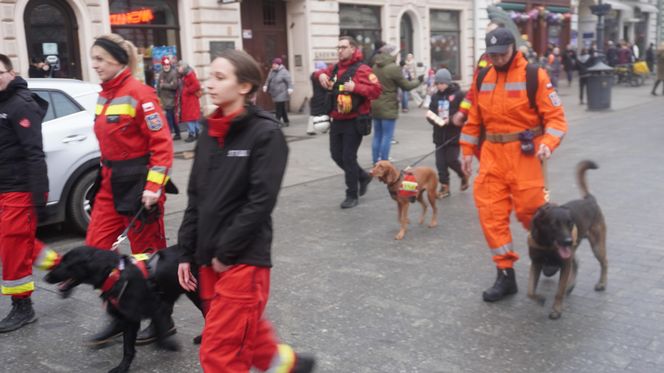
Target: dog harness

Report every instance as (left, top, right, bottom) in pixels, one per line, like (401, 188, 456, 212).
(398, 172, 418, 198)
(100, 254, 153, 307)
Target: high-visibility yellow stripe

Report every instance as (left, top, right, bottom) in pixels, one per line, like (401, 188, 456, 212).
(2, 282, 35, 295)
(147, 170, 169, 185)
(105, 104, 136, 117)
(95, 104, 104, 115)
(478, 60, 488, 68)
(35, 248, 60, 270)
(132, 253, 150, 262)
(460, 100, 471, 110)
(268, 344, 295, 373)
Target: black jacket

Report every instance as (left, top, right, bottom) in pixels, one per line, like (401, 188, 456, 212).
(0, 76, 49, 206)
(178, 105, 288, 267)
(427, 84, 464, 145)
(309, 73, 328, 116)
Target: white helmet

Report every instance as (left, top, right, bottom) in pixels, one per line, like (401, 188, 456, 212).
(312, 115, 330, 133)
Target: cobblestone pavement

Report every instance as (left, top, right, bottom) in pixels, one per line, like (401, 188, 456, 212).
(1, 81, 663, 372)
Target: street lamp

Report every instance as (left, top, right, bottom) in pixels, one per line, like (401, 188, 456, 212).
(589, 0, 612, 56)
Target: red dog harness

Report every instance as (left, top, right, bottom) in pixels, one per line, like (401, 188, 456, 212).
(100, 254, 151, 307)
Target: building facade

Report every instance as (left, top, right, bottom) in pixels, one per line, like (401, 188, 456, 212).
(1, 0, 499, 111)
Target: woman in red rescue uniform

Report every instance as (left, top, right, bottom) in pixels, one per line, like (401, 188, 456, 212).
(177, 49, 315, 373)
(86, 34, 174, 345)
(460, 28, 568, 302)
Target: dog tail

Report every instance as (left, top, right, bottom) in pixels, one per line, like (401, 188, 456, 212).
(576, 160, 598, 198)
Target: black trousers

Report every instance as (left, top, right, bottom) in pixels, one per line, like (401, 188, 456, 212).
(330, 119, 369, 198)
(579, 77, 588, 102)
(435, 143, 464, 185)
(275, 101, 289, 124)
(652, 79, 664, 94)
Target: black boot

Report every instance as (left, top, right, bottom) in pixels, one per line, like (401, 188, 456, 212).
(136, 318, 176, 346)
(88, 318, 124, 347)
(0, 297, 37, 333)
(340, 197, 358, 209)
(359, 175, 372, 196)
(482, 268, 518, 302)
(293, 353, 316, 373)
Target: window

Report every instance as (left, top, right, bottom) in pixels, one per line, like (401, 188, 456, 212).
(339, 4, 381, 62)
(33, 90, 82, 122)
(430, 10, 461, 80)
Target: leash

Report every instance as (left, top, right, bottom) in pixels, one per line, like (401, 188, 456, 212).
(541, 158, 550, 202)
(405, 135, 460, 169)
(110, 205, 146, 252)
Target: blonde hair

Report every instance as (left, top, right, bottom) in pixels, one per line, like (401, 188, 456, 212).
(94, 33, 139, 76)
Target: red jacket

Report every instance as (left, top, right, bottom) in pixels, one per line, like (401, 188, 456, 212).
(94, 68, 173, 193)
(314, 49, 382, 120)
(179, 69, 201, 123)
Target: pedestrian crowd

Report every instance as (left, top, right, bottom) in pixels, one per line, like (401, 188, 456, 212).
(1, 21, 660, 372)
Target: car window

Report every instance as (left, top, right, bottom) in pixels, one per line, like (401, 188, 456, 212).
(33, 90, 55, 122)
(50, 91, 82, 118)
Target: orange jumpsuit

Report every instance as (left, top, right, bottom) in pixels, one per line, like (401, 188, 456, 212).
(460, 52, 568, 269)
(86, 68, 173, 254)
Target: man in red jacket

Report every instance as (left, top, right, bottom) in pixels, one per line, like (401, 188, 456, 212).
(316, 36, 382, 208)
(177, 61, 201, 142)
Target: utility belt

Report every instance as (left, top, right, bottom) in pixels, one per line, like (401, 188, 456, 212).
(485, 125, 543, 156)
(101, 155, 150, 168)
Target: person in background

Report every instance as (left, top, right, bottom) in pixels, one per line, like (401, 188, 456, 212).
(263, 57, 293, 127)
(651, 42, 664, 96)
(605, 40, 618, 67)
(425, 68, 468, 199)
(157, 56, 180, 140)
(645, 42, 655, 73)
(177, 60, 202, 142)
(577, 48, 595, 104)
(0, 53, 49, 333)
(370, 44, 421, 164)
(617, 41, 633, 65)
(401, 53, 416, 112)
(547, 47, 562, 89)
(367, 40, 386, 66)
(307, 61, 330, 136)
(28, 57, 50, 78)
(177, 48, 315, 373)
(562, 45, 577, 87)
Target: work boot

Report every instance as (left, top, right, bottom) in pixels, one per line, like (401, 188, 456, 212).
(136, 318, 176, 346)
(88, 318, 124, 347)
(437, 184, 450, 199)
(359, 176, 372, 196)
(0, 297, 37, 333)
(482, 268, 518, 302)
(460, 174, 470, 191)
(340, 197, 358, 209)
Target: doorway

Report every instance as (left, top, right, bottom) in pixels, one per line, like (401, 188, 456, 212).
(24, 0, 82, 79)
(400, 13, 414, 60)
(241, 0, 288, 111)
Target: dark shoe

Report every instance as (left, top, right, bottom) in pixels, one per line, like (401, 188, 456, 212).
(652, 91, 658, 96)
(460, 175, 470, 191)
(437, 184, 450, 199)
(482, 268, 518, 302)
(542, 263, 560, 277)
(136, 318, 176, 346)
(283, 122, 290, 127)
(184, 136, 196, 143)
(193, 334, 202, 345)
(88, 319, 124, 347)
(0, 297, 37, 333)
(306, 131, 316, 136)
(359, 176, 372, 196)
(340, 197, 358, 209)
(294, 353, 316, 373)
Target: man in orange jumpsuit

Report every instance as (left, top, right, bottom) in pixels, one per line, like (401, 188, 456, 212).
(460, 28, 568, 302)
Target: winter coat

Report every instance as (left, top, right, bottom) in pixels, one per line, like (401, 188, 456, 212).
(178, 105, 288, 267)
(427, 84, 464, 145)
(657, 49, 664, 80)
(309, 72, 328, 116)
(178, 68, 201, 123)
(265, 66, 293, 103)
(0, 76, 49, 209)
(157, 68, 178, 109)
(371, 53, 421, 119)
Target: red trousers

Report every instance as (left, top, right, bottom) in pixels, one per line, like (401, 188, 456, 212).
(85, 167, 166, 254)
(199, 265, 279, 372)
(0, 192, 43, 297)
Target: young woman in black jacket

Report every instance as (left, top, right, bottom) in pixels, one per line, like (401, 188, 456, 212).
(176, 49, 314, 373)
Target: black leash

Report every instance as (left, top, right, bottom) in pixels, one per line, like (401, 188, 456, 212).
(405, 135, 460, 169)
(111, 205, 146, 251)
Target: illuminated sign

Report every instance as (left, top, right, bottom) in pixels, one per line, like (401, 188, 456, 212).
(110, 9, 155, 25)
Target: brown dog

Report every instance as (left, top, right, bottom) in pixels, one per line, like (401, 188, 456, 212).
(527, 160, 608, 319)
(369, 160, 438, 240)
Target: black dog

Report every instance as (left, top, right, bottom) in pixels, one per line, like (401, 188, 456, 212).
(44, 245, 202, 373)
(527, 160, 608, 319)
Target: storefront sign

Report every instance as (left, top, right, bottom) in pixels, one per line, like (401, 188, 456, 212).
(110, 9, 155, 25)
(314, 51, 337, 60)
(242, 29, 253, 39)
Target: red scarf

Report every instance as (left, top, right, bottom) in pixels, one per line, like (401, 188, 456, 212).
(207, 107, 245, 146)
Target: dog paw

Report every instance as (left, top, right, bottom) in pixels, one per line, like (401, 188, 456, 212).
(428, 221, 438, 228)
(157, 338, 179, 351)
(108, 365, 128, 373)
(594, 283, 606, 292)
(394, 233, 405, 240)
(549, 311, 562, 320)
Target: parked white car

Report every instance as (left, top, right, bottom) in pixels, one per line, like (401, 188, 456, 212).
(27, 78, 101, 233)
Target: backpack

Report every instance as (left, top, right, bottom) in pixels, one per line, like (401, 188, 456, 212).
(475, 62, 541, 119)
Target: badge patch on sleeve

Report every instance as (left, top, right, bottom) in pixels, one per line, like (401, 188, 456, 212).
(548, 92, 561, 107)
(145, 113, 163, 131)
(142, 102, 155, 112)
(369, 73, 378, 84)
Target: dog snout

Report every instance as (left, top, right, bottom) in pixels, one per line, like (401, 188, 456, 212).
(561, 237, 573, 247)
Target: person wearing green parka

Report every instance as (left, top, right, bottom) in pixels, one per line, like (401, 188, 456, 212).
(371, 45, 422, 164)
